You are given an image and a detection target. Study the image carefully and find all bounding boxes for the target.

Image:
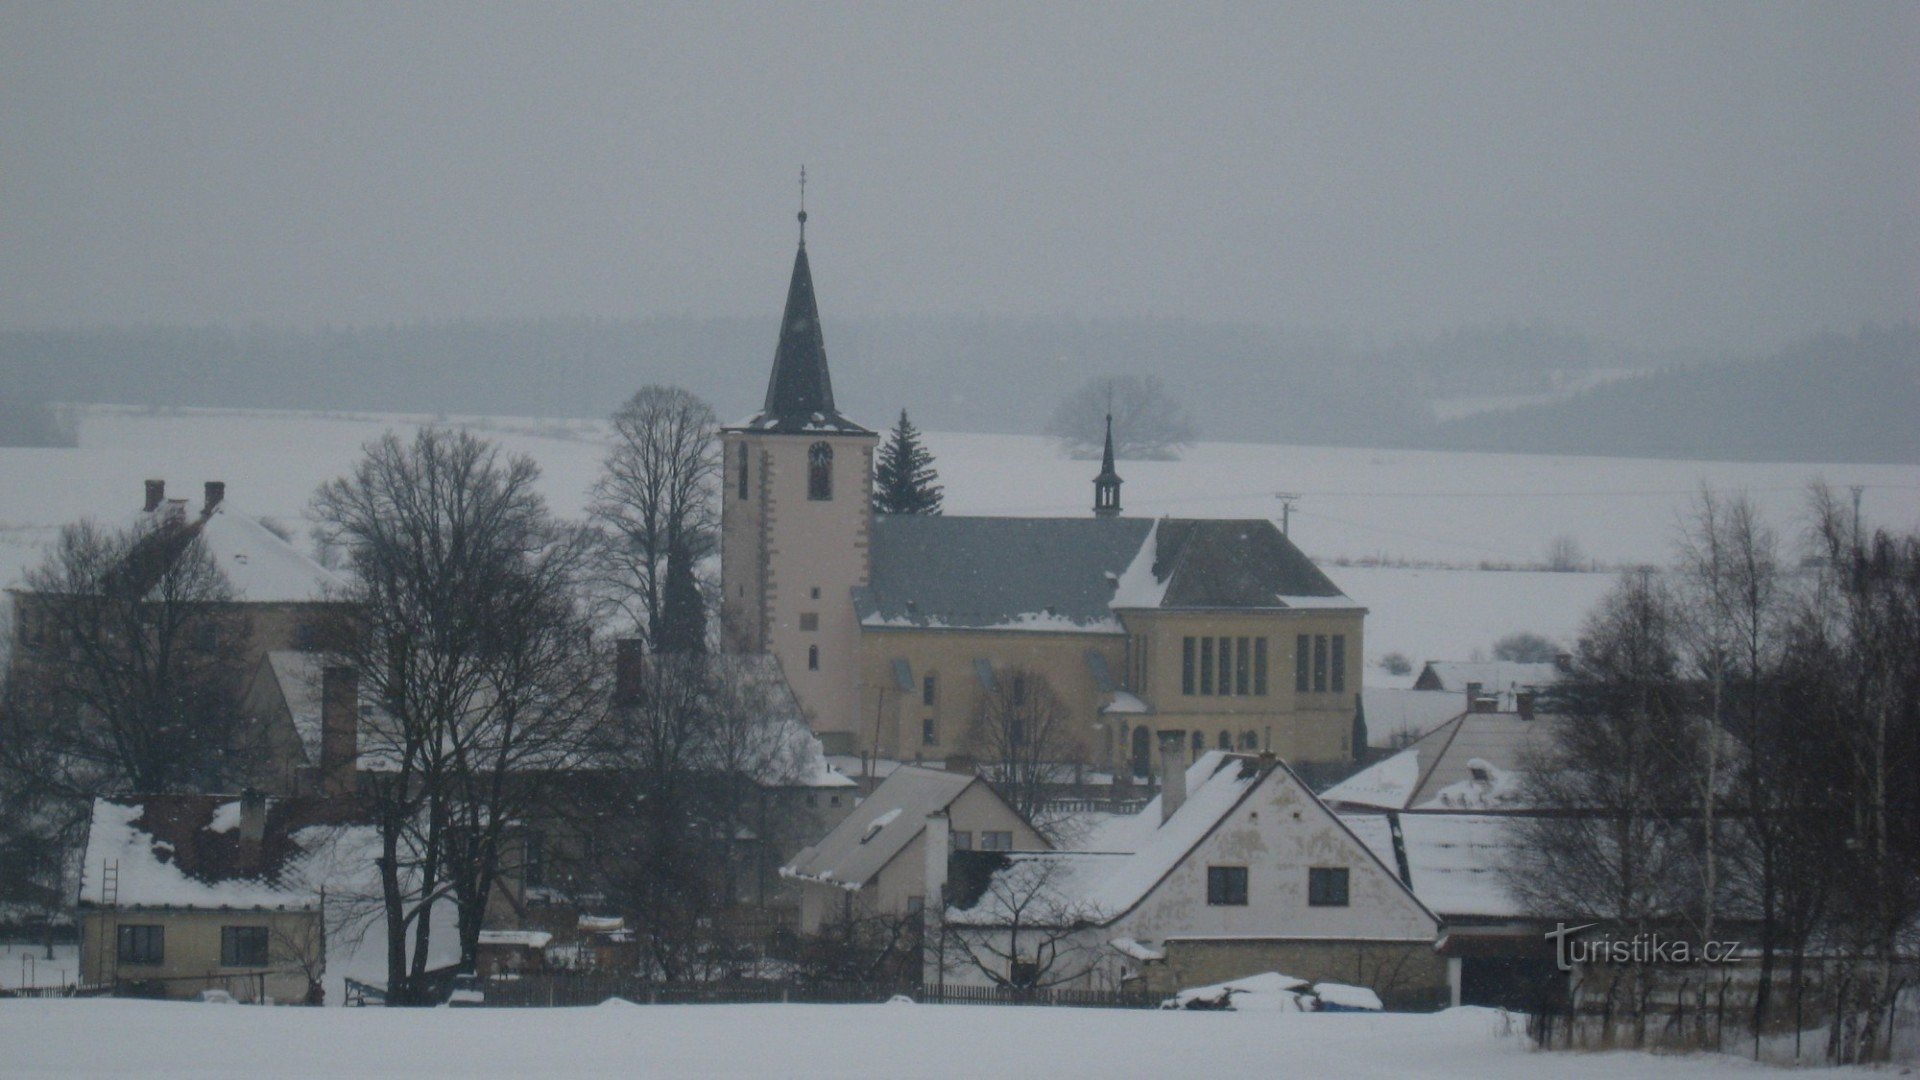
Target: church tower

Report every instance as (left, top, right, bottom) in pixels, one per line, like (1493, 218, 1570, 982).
(720, 201, 877, 741)
(1093, 412, 1123, 517)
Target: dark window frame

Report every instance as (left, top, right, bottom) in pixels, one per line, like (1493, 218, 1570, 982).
(221, 925, 270, 967)
(737, 441, 750, 500)
(1296, 635, 1311, 693)
(922, 673, 937, 706)
(1182, 637, 1196, 695)
(1200, 637, 1214, 695)
(807, 645, 820, 670)
(1313, 634, 1329, 693)
(807, 442, 834, 501)
(1217, 636, 1232, 697)
(117, 924, 164, 965)
(922, 716, 938, 745)
(1308, 866, 1351, 907)
(1207, 865, 1249, 906)
(1331, 634, 1346, 693)
(1254, 637, 1269, 695)
(981, 831, 1013, 852)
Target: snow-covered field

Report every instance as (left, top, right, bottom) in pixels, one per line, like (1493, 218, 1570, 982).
(2, 405, 1916, 679)
(0, 998, 1863, 1078)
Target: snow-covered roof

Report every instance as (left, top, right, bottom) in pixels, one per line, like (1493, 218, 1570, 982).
(1414, 661, 1562, 695)
(477, 930, 553, 949)
(856, 514, 1359, 635)
(1341, 813, 1524, 919)
(189, 505, 344, 603)
(1322, 712, 1562, 811)
(1360, 688, 1467, 748)
(782, 766, 984, 891)
(78, 795, 373, 911)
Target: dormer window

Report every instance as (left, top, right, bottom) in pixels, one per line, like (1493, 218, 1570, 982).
(808, 442, 833, 500)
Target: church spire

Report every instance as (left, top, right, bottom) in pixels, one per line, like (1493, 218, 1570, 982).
(1094, 411, 1123, 517)
(747, 184, 872, 436)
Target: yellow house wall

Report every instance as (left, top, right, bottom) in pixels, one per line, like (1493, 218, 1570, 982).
(80, 907, 322, 1003)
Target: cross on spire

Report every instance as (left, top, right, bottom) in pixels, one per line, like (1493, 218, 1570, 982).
(798, 165, 808, 244)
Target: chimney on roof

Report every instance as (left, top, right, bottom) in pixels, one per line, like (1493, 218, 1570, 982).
(320, 666, 359, 797)
(239, 788, 268, 845)
(1515, 691, 1536, 721)
(144, 479, 165, 512)
(613, 638, 645, 706)
(1158, 729, 1188, 825)
(203, 481, 225, 515)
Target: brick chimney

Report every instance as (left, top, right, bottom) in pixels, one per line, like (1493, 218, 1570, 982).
(143, 479, 165, 512)
(239, 788, 268, 845)
(320, 666, 359, 796)
(614, 638, 646, 706)
(203, 481, 225, 515)
(1158, 729, 1189, 825)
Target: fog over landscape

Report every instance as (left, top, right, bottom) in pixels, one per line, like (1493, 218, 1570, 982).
(2, 3, 1916, 463)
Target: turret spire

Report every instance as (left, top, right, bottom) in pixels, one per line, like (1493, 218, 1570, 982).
(1094, 411, 1123, 517)
(742, 194, 873, 436)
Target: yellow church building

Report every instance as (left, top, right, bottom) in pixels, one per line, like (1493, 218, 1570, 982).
(721, 212, 1365, 778)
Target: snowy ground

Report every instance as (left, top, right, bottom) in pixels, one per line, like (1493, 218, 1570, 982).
(0, 943, 78, 992)
(3, 405, 1916, 678)
(0, 999, 1865, 1078)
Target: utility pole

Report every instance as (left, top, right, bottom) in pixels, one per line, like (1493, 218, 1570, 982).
(1274, 493, 1300, 537)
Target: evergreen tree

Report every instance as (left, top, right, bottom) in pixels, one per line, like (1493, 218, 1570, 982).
(873, 409, 944, 515)
(656, 539, 707, 654)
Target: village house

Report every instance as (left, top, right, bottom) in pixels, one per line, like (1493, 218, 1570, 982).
(718, 218, 1368, 779)
(781, 764, 1044, 936)
(935, 738, 1447, 1006)
(75, 791, 373, 1003)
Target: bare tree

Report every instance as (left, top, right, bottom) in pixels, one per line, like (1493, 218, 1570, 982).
(2, 517, 244, 795)
(969, 667, 1081, 833)
(1046, 374, 1196, 460)
(1546, 534, 1586, 573)
(310, 427, 598, 1000)
(589, 386, 720, 647)
(939, 855, 1105, 993)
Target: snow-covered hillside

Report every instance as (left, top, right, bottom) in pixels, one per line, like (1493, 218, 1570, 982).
(2, 405, 1915, 678)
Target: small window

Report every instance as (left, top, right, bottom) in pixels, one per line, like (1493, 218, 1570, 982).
(1207, 866, 1249, 906)
(221, 925, 270, 967)
(952, 830, 974, 851)
(799, 613, 819, 631)
(1296, 635, 1310, 693)
(808, 442, 834, 500)
(981, 831, 1013, 851)
(117, 925, 164, 964)
(808, 645, 819, 671)
(1240, 730, 1259, 750)
(1010, 957, 1039, 987)
(1190, 731, 1204, 756)
(737, 442, 750, 500)
(829, 794, 842, 807)
(806, 792, 818, 807)
(922, 717, 937, 745)
(811, 587, 821, 599)
(1309, 867, 1350, 907)
(1217, 730, 1231, 751)
(906, 895, 925, 915)
(922, 673, 937, 706)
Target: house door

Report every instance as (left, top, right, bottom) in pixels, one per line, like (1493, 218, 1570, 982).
(1131, 726, 1152, 778)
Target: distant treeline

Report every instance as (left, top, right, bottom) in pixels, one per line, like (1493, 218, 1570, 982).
(0, 318, 1912, 463)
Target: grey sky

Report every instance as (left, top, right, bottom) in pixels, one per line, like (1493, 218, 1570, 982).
(3, 2, 1914, 350)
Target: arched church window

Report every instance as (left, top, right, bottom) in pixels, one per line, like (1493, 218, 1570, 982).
(1218, 730, 1232, 751)
(737, 442, 749, 500)
(808, 442, 833, 501)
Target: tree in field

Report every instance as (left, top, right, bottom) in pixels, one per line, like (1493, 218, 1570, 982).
(1492, 631, 1559, 664)
(873, 410, 944, 515)
(589, 386, 720, 647)
(970, 667, 1080, 834)
(310, 428, 603, 999)
(1046, 374, 1196, 460)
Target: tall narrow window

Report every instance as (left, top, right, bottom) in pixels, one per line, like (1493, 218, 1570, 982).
(922, 717, 938, 745)
(808, 645, 820, 670)
(923, 673, 937, 706)
(1217, 730, 1231, 751)
(1296, 635, 1311, 693)
(737, 442, 749, 500)
(1331, 635, 1346, 693)
(1191, 730, 1205, 756)
(1254, 637, 1269, 695)
(1234, 637, 1250, 696)
(1182, 637, 1196, 695)
(1217, 637, 1232, 697)
(808, 442, 833, 500)
(1200, 637, 1215, 695)
(1313, 635, 1329, 693)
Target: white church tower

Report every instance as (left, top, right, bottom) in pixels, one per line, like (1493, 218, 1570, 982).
(719, 201, 876, 743)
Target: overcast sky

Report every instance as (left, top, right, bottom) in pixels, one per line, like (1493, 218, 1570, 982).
(3, 2, 1915, 350)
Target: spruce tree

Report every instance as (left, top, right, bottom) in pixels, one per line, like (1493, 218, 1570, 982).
(656, 539, 707, 654)
(873, 409, 944, 515)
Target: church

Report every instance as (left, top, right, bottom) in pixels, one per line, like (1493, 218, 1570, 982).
(720, 212, 1366, 778)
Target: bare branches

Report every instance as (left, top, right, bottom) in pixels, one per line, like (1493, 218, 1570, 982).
(969, 667, 1082, 833)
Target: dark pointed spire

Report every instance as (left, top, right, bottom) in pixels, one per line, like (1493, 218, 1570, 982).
(1094, 412, 1123, 517)
(744, 189, 872, 436)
